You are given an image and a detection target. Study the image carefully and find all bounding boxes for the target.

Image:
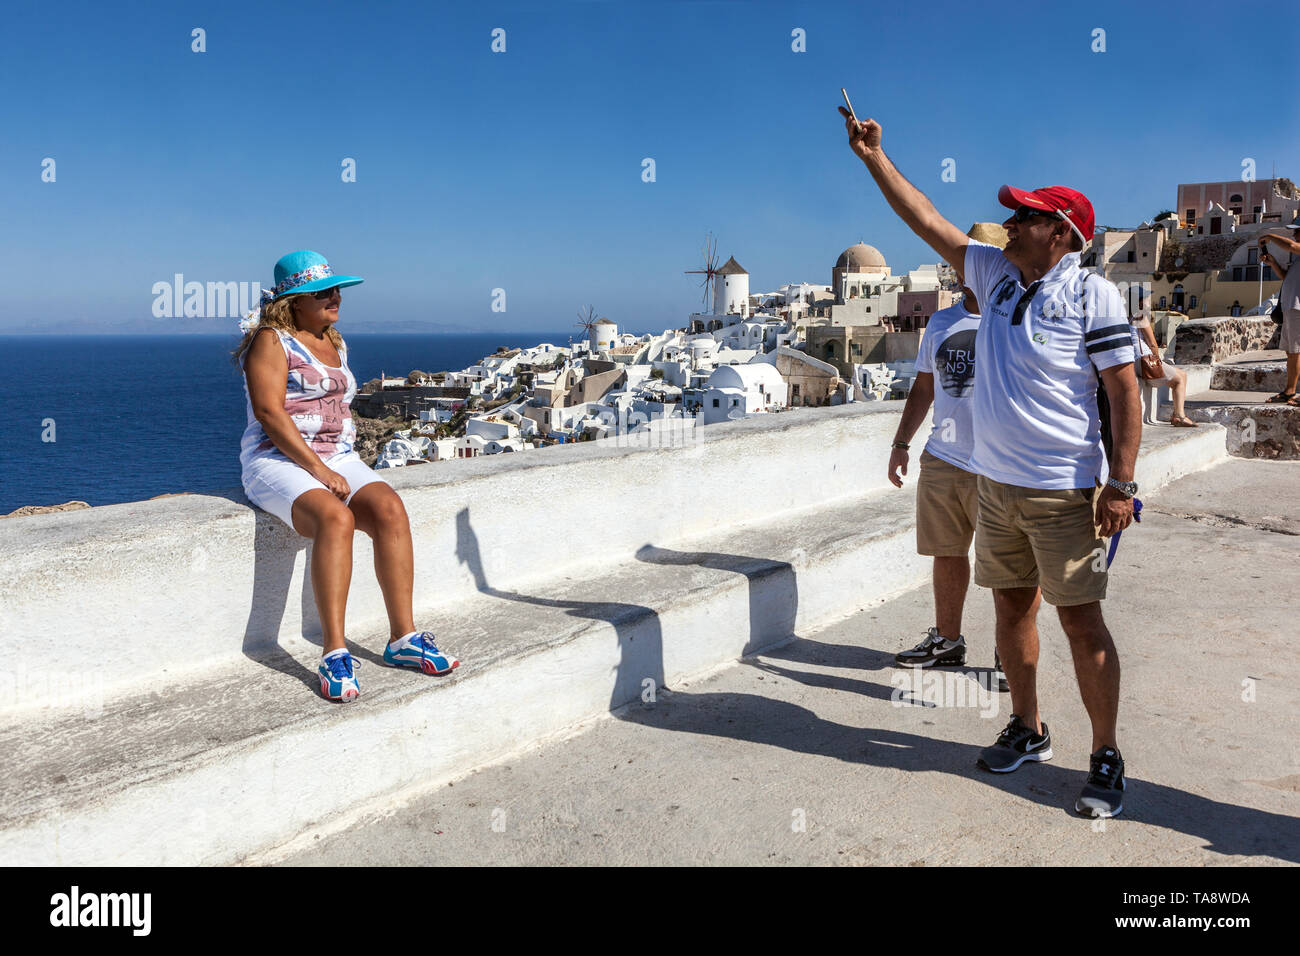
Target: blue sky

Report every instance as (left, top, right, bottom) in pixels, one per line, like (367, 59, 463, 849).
(3, 0, 1295, 334)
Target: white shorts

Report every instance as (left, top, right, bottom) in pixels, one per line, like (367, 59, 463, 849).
(1282, 309, 1300, 354)
(242, 450, 390, 532)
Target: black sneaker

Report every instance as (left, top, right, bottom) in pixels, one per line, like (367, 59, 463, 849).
(895, 628, 966, 667)
(976, 714, 1052, 773)
(1075, 746, 1125, 818)
(993, 651, 1009, 693)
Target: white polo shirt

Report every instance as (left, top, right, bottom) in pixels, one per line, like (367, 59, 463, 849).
(914, 301, 979, 471)
(963, 242, 1136, 490)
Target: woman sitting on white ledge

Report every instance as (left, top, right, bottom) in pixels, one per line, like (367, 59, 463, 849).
(1131, 296, 1196, 427)
(231, 250, 459, 703)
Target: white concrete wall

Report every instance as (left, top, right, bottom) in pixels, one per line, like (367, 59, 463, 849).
(1, 403, 1229, 716)
(0, 404, 916, 710)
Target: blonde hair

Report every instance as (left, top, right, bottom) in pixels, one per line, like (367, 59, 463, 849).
(230, 293, 345, 367)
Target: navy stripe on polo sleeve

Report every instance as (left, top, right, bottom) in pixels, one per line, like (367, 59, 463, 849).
(1086, 335, 1132, 355)
(1081, 277, 1137, 371)
(1084, 323, 1131, 342)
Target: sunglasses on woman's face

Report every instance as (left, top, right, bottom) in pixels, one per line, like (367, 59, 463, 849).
(1013, 205, 1061, 224)
(311, 287, 341, 301)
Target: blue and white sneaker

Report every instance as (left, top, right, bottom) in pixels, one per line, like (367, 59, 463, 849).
(318, 651, 361, 702)
(384, 631, 459, 675)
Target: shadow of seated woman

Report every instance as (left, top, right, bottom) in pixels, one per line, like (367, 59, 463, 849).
(241, 512, 384, 693)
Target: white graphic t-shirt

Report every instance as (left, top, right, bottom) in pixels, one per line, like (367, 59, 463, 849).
(914, 302, 979, 471)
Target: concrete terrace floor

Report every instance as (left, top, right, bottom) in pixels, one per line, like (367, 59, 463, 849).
(273, 459, 1300, 866)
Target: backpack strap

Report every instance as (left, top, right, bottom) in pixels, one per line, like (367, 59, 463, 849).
(1082, 269, 1143, 568)
(1083, 271, 1117, 468)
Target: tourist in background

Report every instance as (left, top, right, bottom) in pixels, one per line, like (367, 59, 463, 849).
(889, 222, 1009, 694)
(232, 250, 460, 702)
(1260, 224, 1300, 406)
(1131, 294, 1197, 426)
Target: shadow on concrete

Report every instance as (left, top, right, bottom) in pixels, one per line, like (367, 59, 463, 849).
(633, 544, 797, 658)
(455, 508, 664, 708)
(451, 508, 1294, 860)
(745, 643, 1296, 856)
(747, 635, 901, 703)
(240, 510, 385, 691)
(454, 514, 800, 709)
(749, 636, 1002, 708)
(616, 676, 1299, 863)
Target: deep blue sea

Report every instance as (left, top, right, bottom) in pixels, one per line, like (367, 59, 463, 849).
(0, 333, 574, 513)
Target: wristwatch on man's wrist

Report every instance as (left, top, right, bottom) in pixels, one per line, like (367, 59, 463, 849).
(1106, 477, 1138, 498)
(891, 440, 910, 451)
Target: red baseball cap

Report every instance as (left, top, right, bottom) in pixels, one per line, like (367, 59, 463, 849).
(998, 184, 1095, 249)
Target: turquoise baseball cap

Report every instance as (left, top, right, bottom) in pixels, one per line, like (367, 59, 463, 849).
(271, 250, 364, 299)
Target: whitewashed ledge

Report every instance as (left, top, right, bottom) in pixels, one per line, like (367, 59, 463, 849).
(0, 404, 904, 708)
(0, 404, 1232, 866)
(0, 403, 1225, 714)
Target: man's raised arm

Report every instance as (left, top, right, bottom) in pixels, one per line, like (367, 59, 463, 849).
(839, 107, 970, 274)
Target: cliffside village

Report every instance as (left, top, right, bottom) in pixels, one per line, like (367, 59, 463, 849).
(354, 175, 1298, 469)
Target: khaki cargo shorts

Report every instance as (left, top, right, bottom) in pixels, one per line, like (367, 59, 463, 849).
(973, 475, 1108, 606)
(916, 450, 979, 556)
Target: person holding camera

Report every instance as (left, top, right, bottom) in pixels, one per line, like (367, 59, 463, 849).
(840, 104, 1139, 819)
(1260, 224, 1300, 406)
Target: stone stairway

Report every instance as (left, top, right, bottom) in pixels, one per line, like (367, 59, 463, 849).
(1164, 349, 1300, 459)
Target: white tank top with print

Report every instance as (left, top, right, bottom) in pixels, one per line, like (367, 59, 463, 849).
(239, 328, 358, 472)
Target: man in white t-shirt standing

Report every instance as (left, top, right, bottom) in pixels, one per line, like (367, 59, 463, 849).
(841, 106, 1140, 819)
(889, 225, 1008, 693)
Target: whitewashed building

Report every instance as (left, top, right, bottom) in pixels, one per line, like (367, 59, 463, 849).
(701, 363, 787, 425)
(591, 318, 618, 352)
(456, 434, 490, 459)
(465, 416, 520, 442)
(375, 436, 427, 469)
(822, 243, 948, 327)
(714, 256, 749, 316)
(428, 439, 458, 461)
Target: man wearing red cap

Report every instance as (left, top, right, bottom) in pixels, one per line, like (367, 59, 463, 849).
(839, 108, 1139, 818)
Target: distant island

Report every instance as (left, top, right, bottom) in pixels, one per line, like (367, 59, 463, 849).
(0, 317, 517, 335)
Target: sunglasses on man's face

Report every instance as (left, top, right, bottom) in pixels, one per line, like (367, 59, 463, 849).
(1012, 205, 1061, 224)
(311, 287, 341, 301)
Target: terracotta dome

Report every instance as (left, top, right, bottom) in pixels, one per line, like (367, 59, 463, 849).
(835, 242, 887, 272)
